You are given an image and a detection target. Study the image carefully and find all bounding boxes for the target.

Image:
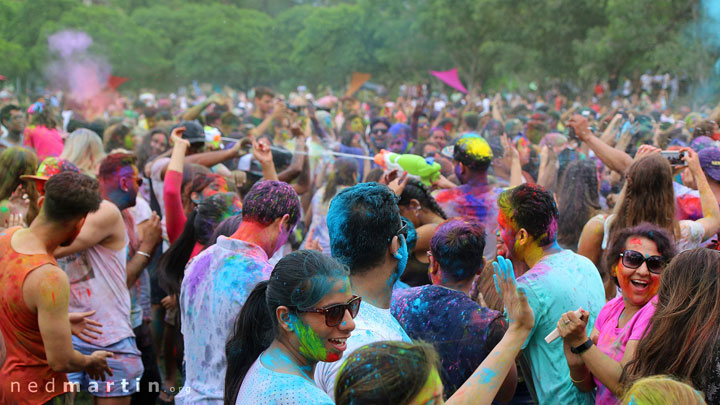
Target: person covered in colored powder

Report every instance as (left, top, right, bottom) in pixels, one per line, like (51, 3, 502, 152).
(557, 223, 677, 404)
(314, 182, 413, 398)
(336, 255, 535, 404)
(496, 183, 605, 404)
(434, 133, 501, 261)
(391, 218, 517, 400)
(176, 180, 300, 404)
(0, 171, 112, 404)
(225, 250, 359, 404)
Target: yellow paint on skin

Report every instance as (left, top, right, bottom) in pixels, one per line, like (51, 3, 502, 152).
(408, 366, 444, 405)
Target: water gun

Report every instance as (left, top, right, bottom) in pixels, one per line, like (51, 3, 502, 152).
(373, 149, 441, 186)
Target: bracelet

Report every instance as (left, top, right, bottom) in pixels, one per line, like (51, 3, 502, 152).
(570, 339, 594, 355)
(137, 251, 151, 259)
(569, 371, 590, 384)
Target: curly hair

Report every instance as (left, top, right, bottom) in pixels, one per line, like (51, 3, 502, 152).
(557, 160, 600, 250)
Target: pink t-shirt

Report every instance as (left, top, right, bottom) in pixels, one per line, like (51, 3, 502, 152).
(23, 125, 64, 160)
(593, 295, 657, 405)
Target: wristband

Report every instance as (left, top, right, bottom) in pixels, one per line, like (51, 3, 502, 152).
(570, 339, 593, 355)
(137, 251, 151, 259)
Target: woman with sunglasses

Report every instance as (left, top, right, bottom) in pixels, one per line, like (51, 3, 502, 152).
(556, 223, 677, 405)
(224, 250, 359, 404)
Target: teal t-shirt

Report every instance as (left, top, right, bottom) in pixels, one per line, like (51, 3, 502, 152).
(517, 249, 605, 405)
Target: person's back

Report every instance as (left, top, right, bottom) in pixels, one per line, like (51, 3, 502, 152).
(0, 227, 65, 403)
(314, 183, 412, 397)
(176, 180, 300, 404)
(178, 236, 272, 403)
(434, 134, 499, 260)
(392, 285, 506, 394)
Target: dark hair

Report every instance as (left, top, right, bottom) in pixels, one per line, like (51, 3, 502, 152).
(224, 250, 350, 404)
(363, 168, 384, 183)
(602, 223, 676, 288)
(0, 104, 19, 127)
(335, 340, 441, 405)
(43, 171, 102, 222)
(103, 123, 131, 152)
(371, 117, 391, 130)
(693, 120, 716, 139)
(208, 214, 242, 246)
(453, 134, 493, 171)
(323, 158, 358, 203)
(98, 153, 136, 182)
(398, 179, 447, 219)
(498, 183, 559, 246)
(430, 218, 486, 282)
(205, 111, 221, 126)
(136, 128, 168, 174)
(463, 113, 479, 131)
(327, 182, 400, 272)
(158, 192, 241, 296)
(610, 154, 678, 239)
(0, 146, 40, 224)
(254, 87, 275, 100)
(29, 104, 59, 130)
(624, 249, 720, 398)
(242, 180, 300, 227)
(556, 160, 601, 250)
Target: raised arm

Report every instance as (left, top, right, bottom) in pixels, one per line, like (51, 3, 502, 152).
(682, 147, 720, 240)
(53, 201, 124, 258)
(569, 114, 633, 174)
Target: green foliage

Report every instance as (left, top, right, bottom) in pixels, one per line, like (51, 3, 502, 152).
(0, 0, 715, 94)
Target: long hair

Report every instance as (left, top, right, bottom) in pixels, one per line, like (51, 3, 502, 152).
(224, 251, 349, 404)
(103, 123, 131, 152)
(335, 341, 441, 405)
(60, 129, 106, 177)
(29, 104, 59, 129)
(610, 154, 678, 239)
(157, 192, 241, 296)
(624, 249, 720, 396)
(0, 146, 40, 224)
(398, 178, 447, 220)
(136, 128, 168, 175)
(556, 160, 601, 250)
(323, 158, 358, 203)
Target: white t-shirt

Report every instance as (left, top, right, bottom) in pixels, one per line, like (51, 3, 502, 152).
(236, 357, 334, 405)
(314, 300, 411, 399)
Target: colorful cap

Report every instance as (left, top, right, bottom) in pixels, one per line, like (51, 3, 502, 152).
(699, 147, 720, 182)
(20, 157, 81, 194)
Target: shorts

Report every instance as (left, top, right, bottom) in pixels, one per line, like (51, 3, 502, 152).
(67, 336, 144, 398)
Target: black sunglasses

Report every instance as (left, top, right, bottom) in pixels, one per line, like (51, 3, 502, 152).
(296, 295, 361, 327)
(620, 250, 665, 274)
(388, 218, 409, 243)
(371, 128, 388, 134)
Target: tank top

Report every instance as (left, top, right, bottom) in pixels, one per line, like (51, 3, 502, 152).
(59, 233, 133, 347)
(0, 227, 68, 404)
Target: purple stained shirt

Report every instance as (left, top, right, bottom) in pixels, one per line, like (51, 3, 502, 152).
(391, 285, 507, 396)
(434, 184, 501, 260)
(177, 236, 273, 405)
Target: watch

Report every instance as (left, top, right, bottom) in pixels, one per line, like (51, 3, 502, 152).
(570, 339, 593, 355)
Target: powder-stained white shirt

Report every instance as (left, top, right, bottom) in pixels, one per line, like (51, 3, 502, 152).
(176, 237, 273, 405)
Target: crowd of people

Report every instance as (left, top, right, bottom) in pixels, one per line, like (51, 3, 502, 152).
(0, 79, 719, 405)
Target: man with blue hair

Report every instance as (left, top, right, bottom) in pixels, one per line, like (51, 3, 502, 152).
(314, 182, 411, 398)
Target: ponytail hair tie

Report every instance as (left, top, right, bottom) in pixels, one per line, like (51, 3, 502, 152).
(28, 102, 44, 115)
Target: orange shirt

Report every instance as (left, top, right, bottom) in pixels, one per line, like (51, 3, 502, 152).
(0, 227, 68, 404)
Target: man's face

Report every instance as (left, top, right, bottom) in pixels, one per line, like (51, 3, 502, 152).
(6, 109, 25, 133)
(107, 164, 140, 209)
(256, 95, 274, 115)
(429, 130, 446, 148)
(370, 123, 390, 149)
(389, 134, 408, 154)
(497, 211, 517, 259)
(418, 117, 430, 139)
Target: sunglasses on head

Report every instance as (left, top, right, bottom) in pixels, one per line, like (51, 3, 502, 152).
(296, 295, 361, 327)
(372, 128, 388, 135)
(620, 250, 665, 274)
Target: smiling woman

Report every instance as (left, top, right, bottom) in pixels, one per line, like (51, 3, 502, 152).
(224, 250, 357, 405)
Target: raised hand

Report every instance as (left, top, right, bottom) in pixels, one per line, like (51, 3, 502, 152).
(493, 256, 534, 332)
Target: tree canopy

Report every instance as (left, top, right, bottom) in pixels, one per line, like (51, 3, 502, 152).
(0, 0, 717, 95)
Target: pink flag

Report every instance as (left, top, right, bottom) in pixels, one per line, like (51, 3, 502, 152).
(430, 68, 468, 94)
